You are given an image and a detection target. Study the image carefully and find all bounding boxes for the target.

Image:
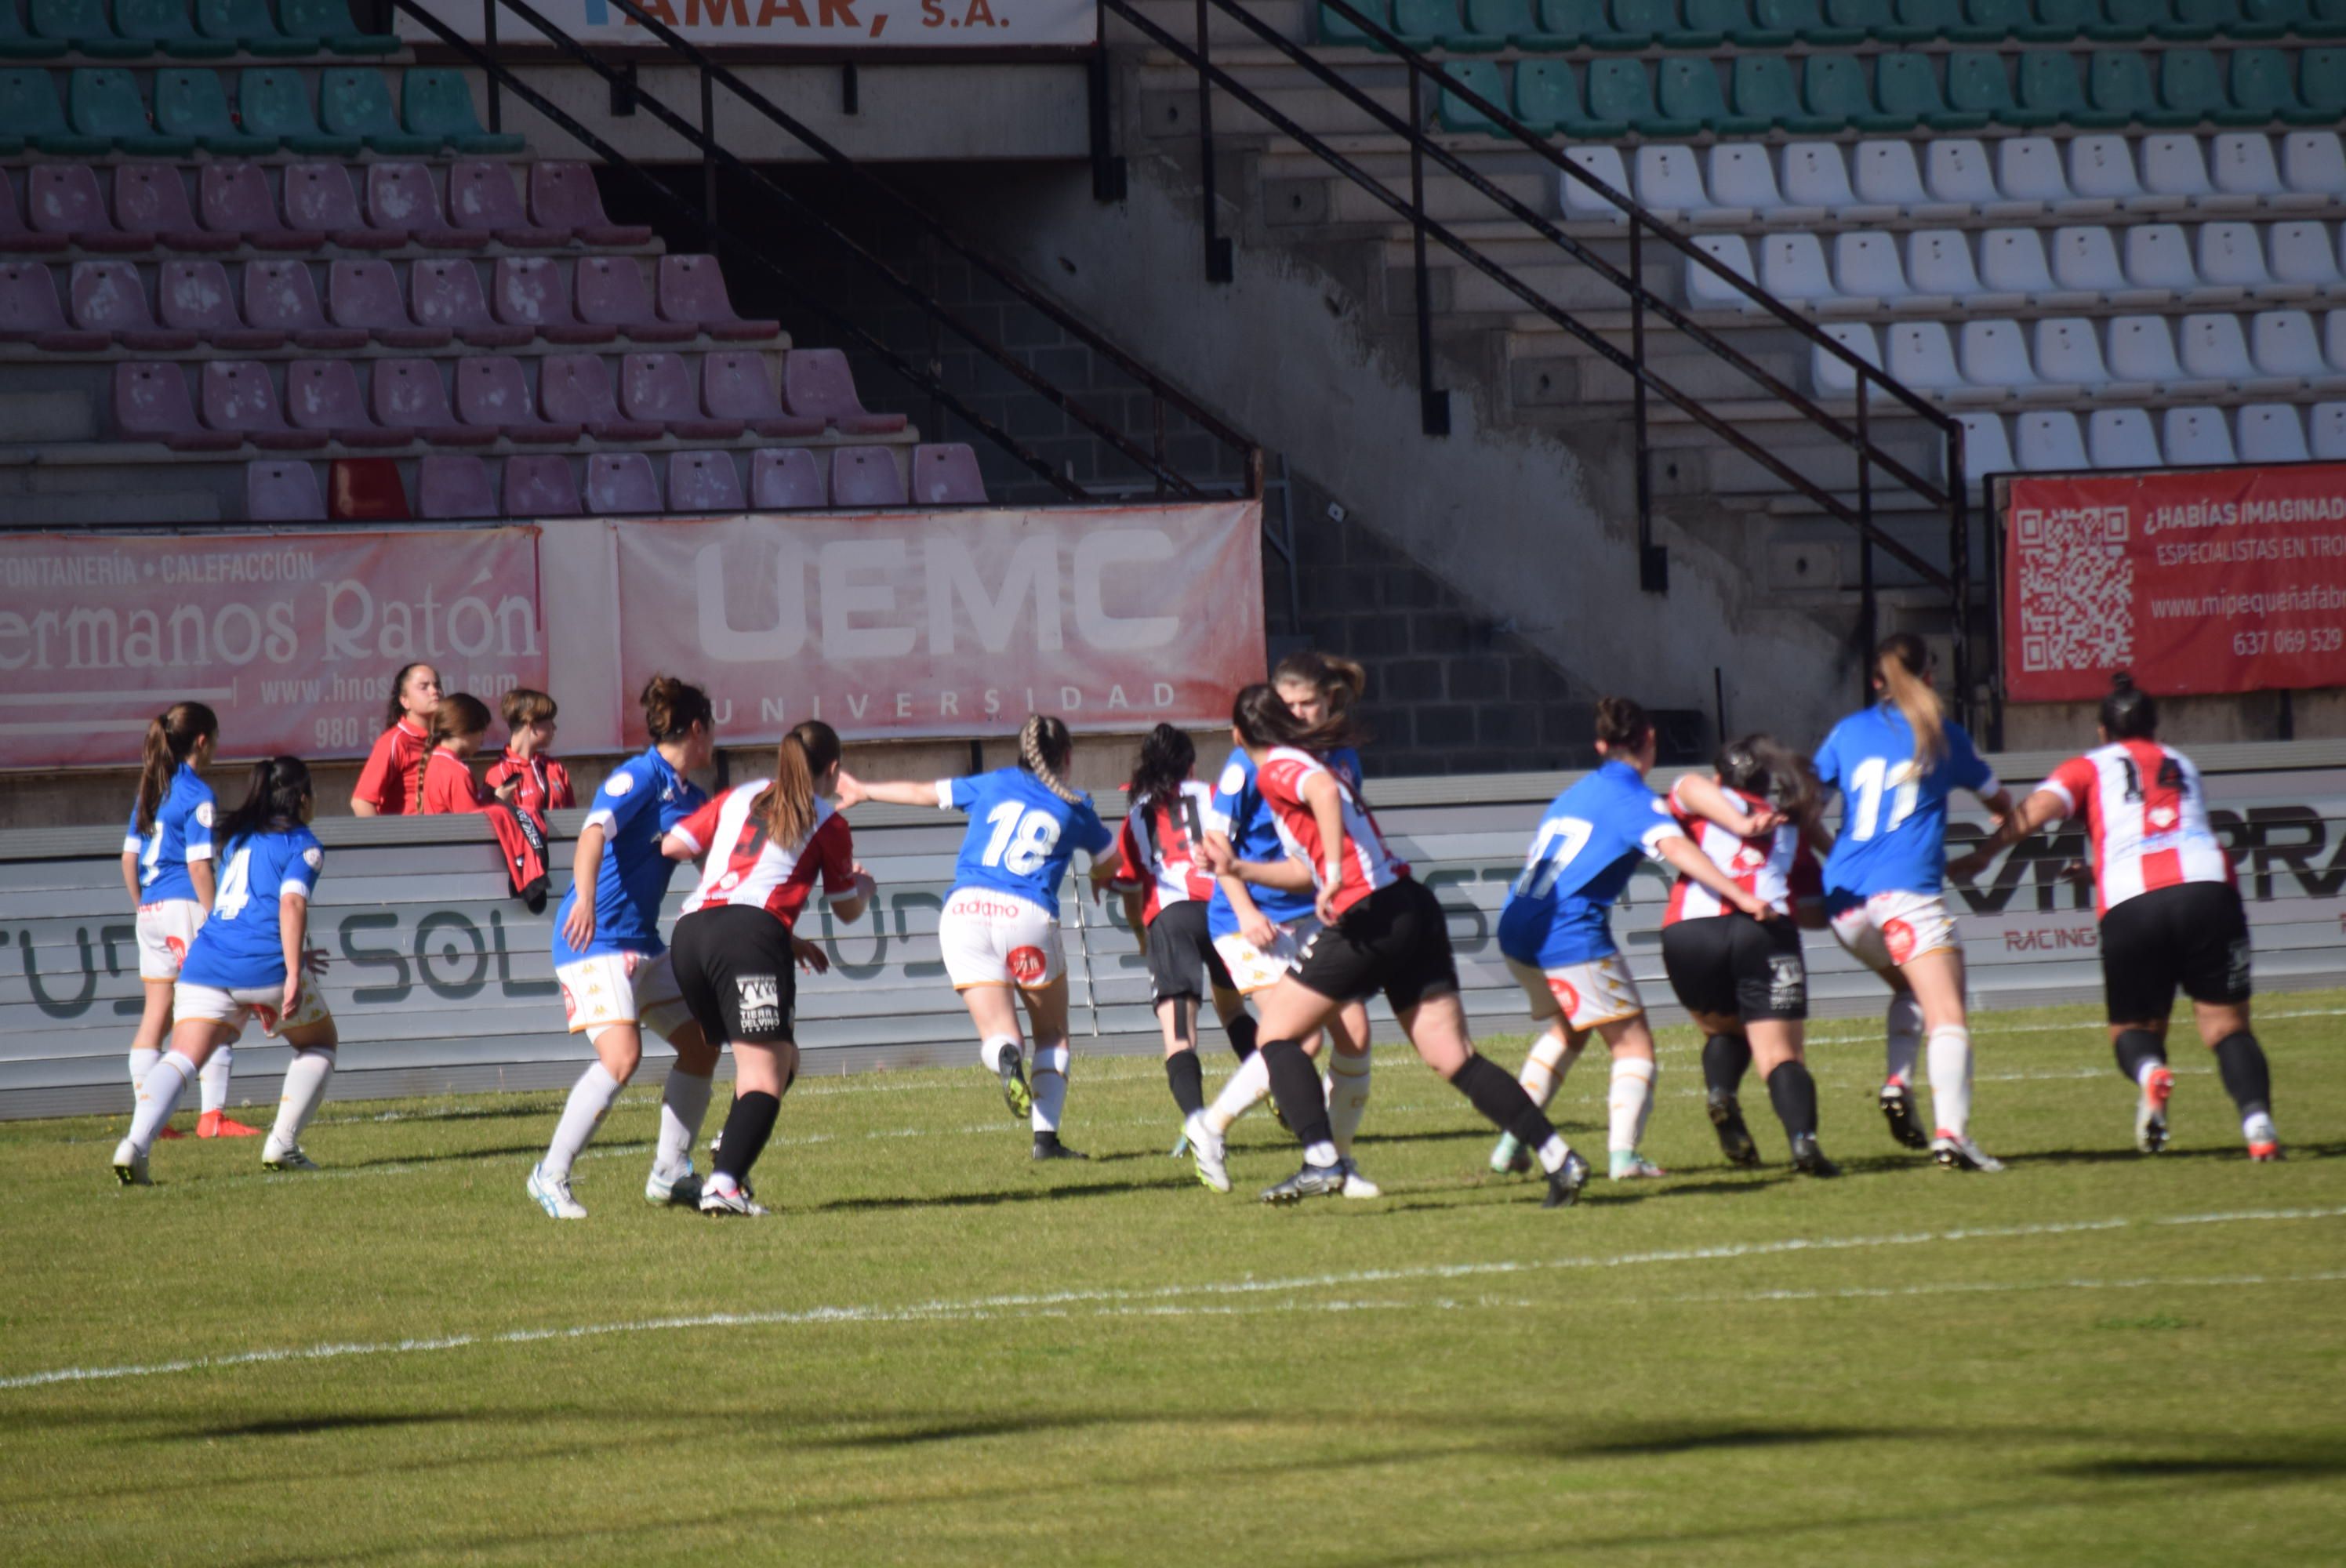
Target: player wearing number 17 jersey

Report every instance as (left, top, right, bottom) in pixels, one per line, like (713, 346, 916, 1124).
(1813, 635, 2014, 1172)
(1952, 675, 2280, 1161)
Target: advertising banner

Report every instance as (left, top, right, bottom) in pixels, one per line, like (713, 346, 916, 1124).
(2003, 462, 2346, 702)
(0, 528, 548, 769)
(396, 0, 1095, 49)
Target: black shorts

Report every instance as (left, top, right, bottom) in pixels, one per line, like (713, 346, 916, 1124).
(1144, 899, 1234, 1004)
(2100, 880, 2251, 1023)
(1660, 913, 1808, 1022)
(670, 904, 798, 1047)
(1290, 878, 1459, 1014)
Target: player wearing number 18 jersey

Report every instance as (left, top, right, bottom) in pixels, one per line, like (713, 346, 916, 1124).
(1952, 675, 2280, 1160)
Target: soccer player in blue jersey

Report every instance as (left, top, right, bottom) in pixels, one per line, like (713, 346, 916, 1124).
(838, 715, 1116, 1160)
(112, 757, 336, 1184)
(1814, 633, 2015, 1172)
(1494, 698, 1781, 1181)
(528, 676, 720, 1221)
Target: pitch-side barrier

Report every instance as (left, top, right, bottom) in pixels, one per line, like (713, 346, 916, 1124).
(7, 744, 2346, 1120)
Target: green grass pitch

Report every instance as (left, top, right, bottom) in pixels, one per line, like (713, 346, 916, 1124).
(3, 997, 2343, 1566)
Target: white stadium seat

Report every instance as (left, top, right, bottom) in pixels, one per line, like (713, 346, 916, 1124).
(2250, 309, 2346, 390)
(2179, 312, 2264, 387)
(1561, 145, 1631, 224)
(2050, 226, 2129, 297)
(1831, 232, 1912, 311)
(1782, 143, 1868, 216)
(1759, 232, 1838, 308)
(2123, 224, 2219, 303)
(2236, 404, 2311, 463)
(1810, 321, 1881, 399)
(2279, 132, 2346, 202)
(1907, 230, 1987, 301)
(2105, 314, 2203, 394)
(2323, 310, 2346, 375)
(2015, 410, 2090, 472)
(1887, 320, 1985, 401)
(1923, 140, 2000, 212)
(1687, 234, 1760, 310)
(2312, 402, 2346, 459)
(2209, 133, 2289, 204)
(2163, 405, 2239, 466)
(2034, 318, 2115, 389)
(2087, 407, 2163, 469)
(2069, 136, 2155, 209)
(1963, 318, 2068, 400)
(1854, 140, 1953, 218)
(1948, 411, 2014, 485)
(2268, 223, 2346, 296)
(2197, 223, 2295, 302)
(1706, 144, 1807, 222)
(1999, 137, 2094, 213)
(1635, 145, 1715, 221)
(1979, 228, 2072, 304)
(2143, 134, 2254, 213)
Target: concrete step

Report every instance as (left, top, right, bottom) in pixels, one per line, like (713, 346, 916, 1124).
(0, 390, 96, 445)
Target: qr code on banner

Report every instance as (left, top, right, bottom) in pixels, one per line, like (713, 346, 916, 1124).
(2015, 505, 2134, 674)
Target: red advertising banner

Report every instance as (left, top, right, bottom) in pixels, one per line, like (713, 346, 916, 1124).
(2004, 463, 2346, 702)
(597, 502, 1265, 746)
(0, 528, 547, 769)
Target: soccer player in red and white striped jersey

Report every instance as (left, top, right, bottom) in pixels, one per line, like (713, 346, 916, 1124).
(1952, 676, 2279, 1160)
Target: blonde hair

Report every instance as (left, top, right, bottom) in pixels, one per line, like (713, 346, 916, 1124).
(1018, 714, 1080, 804)
(761, 720, 840, 849)
(1875, 633, 1946, 767)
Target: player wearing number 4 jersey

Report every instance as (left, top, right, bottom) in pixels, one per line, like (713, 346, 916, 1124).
(1814, 634, 2015, 1173)
(1952, 675, 2282, 1161)
(838, 714, 1114, 1160)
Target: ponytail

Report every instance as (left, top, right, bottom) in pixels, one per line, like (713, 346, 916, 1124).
(134, 701, 218, 834)
(640, 673, 714, 745)
(761, 720, 841, 848)
(216, 756, 313, 846)
(1018, 714, 1082, 804)
(2100, 671, 2159, 741)
(427, 692, 493, 753)
(1593, 695, 1651, 753)
(1125, 722, 1195, 811)
(1874, 633, 1946, 767)
(1230, 684, 1360, 754)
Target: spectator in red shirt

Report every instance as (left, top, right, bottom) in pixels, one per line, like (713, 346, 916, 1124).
(485, 688, 576, 816)
(350, 663, 441, 817)
(419, 694, 518, 815)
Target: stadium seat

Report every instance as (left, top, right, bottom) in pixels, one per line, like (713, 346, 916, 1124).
(659, 256, 776, 340)
(32, 0, 147, 56)
(623, 352, 741, 440)
(329, 258, 444, 348)
(2155, 49, 2248, 129)
(65, 67, 188, 154)
(706, 352, 821, 437)
(541, 353, 660, 441)
(2196, 222, 2285, 297)
(114, 361, 239, 449)
(246, 459, 325, 521)
(245, 258, 365, 349)
(28, 165, 146, 249)
(1908, 229, 1989, 299)
(2014, 409, 2090, 469)
(750, 447, 826, 510)
(2017, 48, 2127, 128)
(2068, 134, 2153, 207)
(1436, 61, 1505, 136)
(831, 446, 908, 507)
(785, 348, 906, 434)
(1706, 144, 1803, 219)
(1729, 56, 1817, 132)
(2312, 401, 2346, 459)
(1459, 0, 1571, 47)
(1316, 0, 1382, 45)
(2087, 406, 2163, 466)
(1687, 234, 1759, 309)
(1996, 136, 2090, 211)
(202, 162, 322, 249)
(2209, 132, 2297, 205)
(2144, 132, 2257, 209)
(402, 68, 523, 154)
(452, 355, 578, 442)
(1803, 53, 1910, 132)
(1633, 144, 1714, 219)
(1587, 59, 1698, 138)
(107, 168, 203, 252)
(1948, 411, 2014, 484)
(2103, 314, 2192, 390)
(502, 453, 581, 517)
(0, 67, 99, 154)
(329, 456, 409, 521)
(2162, 404, 2236, 463)
(2280, 130, 2346, 196)
(412, 258, 528, 347)
(1854, 140, 1952, 216)
(1782, 141, 1865, 210)
(202, 360, 324, 449)
(2120, 223, 2202, 299)
(2177, 310, 2268, 386)
(528, 164, 649, 247)
(1754, 0, 1852, 42)
(2252, 307, 2346, 385)
(586, 451, 662, 514)
(320, 67, 437, 154)
(69, 259, 189, 349)
(1519, 61, 1625, 140)
(2270, 221, 2346, 295)
(2087, 49, 2171, 125)
(1877, 51, 1987, 131)
(117, 0, 231, 56)
(1809, 320, 1881, 397)
(0, 260, 97, 348)
(494, 256, 613, 345)
(1979, 227, 2064, 300)
(1887, 319, 1981, 398)
(1833, 232, 1913, 307)
(576, 256, 690, 343)
(1948, 49, 2050, 127)
(160, 258, 278, 347)
(2044, 226, 2121, 299)
(666, 449, 746, 512)
(197, 0, 311, 55)
(913, 443, 988, 504)
(240, 67, 355, 155)
(1923, 140, 1999, 211)
(154, 68, 274, 154)
(416, 453, 497, 521)
(287, 355, 401, 444)
(285, 162, 400, 247)
(2232, 48, 2321, 125)
(1759, 232, 1838, 308)
(1383, 0, 1461, 48)
(1658, 57, 1767, 135)
(281, 0, 399, 53)
(373, 358, 489, 446)
(1560, 143, 1631, 221)
(2034, 316, 2115, 385)
(0, 0, 68, 58)
(2238, 402, 2312, 461)
(1962, 317, 2062, 396)
(2301, 46, 2346, 120)
(367, 164, 470, 247)
(1959, 0, 2032, 39)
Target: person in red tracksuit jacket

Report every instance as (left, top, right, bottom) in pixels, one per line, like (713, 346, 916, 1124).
(350, 662, 440, 818)
(419, 694, 518, 815)
(485, 688, 576, 816)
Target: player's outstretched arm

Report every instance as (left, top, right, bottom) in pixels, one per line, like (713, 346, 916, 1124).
(1946, 789, 2065, 881)
(1657, 834, 1776, 921)
(836, 773, 942, 811)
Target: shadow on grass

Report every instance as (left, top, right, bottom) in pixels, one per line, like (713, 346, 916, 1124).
(808, 1175, 1196, 1214)
(2006, 1140, 2346, 1167)
(172, 1411, 474, 1441)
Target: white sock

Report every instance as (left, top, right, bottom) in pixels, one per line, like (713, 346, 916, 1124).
(199, 1044, 232, 1116)
(269, 1048, 334, 1152)
(1304, 1138, 1339, 1167)
(128, 1051, 194, 1155)
(979, 1034, 1021, 1075)
(2137, 1057, 2166, 1089)
(1325, 1053, 1372, 1157)
(1030, 1043, 1070, 1134)
(1204, 1047, 1272, 1134)
(544, 1062, 624, 1181)
(1886, 995, 1924, 1086)
(656, 1067, 714, 1176)
(129, 1044, 161, 1092)
(1608, 1058, 1657, 1154)
(1519, 1029, 1580, 1110)
(1927, 1024, 1973, 1139)
(1537, 1134, 1575, 1174)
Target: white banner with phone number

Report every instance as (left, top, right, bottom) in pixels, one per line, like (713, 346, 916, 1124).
(398, 0, 1095, 48)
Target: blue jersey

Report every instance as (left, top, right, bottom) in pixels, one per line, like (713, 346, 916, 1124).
(1497, 760, 1686, 968)
(122, 764, 215, 906)
(939, 767, 1113, 906)
(178, 826, 324, 989)
(1813, 703, 1999, 901)
(553, 747, 706, 965)
(1204, 746, 1316, 934)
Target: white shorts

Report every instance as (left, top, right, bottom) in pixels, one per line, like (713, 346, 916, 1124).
(938, 888, 1064, 990)
(557, 949, 692, 1043)
(1829, 890, 1962, 975)
(1507, 953, 1645, 1032)
(1211, 919, 1320, 997)
(172, 979, 332, 1040)
(136, 899, 206, 982)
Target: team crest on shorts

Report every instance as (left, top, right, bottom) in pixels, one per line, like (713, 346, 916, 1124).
(736, 975, 781, 1033)
(1883, 918, 1916, 966)
(1008, 946, 1048, 985)
(560, 984, 578, 1023)
(165, 936, 187, 960)
(1768, 955, 1807, 1011)
(1546, 976, 1582, 1015)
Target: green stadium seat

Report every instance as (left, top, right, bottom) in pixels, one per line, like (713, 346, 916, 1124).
(2229, 47, 2319, 123)
(1587, 57, 1699, 134)
(280, 0, 402, 54)
(1803, 49, 1915, 129)
(1887, 0, 1962, 40)
(318, 66, 435, 153)
(1433, 0, 1513, 48)
(154, 65, 278, 151)
(1316, 0, 1382, 42)
(1734, 53, 1839, 129)
(1516, 57, 1629, 133)
(0, 0, 67, 59)
(1877, 50, 1989, 129)
(1688, 0, 1793, 43)
(198, 0, 318, 55)
(2301, 45, 2346, 117)
(0, 64, 100, 151)
(1759, 0, 1863, 39)
(2172, 0, 2267, 34)
(2264, 0, 2346, 34)
(241, 65, 361, 154)
(1658, 56, 1766, 131)
(1524, 0, 1602, 40)
(68, 67, 193, 152)
(2090, 48, 2190, 123)
(1649, 0, 1730, 45)
(2017, 48, 2130, 125)
(2315, 0, 2346, 25)
(1954, 0, 2029, 37)
(1579, 0, 1655, 46)
(2086, 0, 2164, 38)
(1611, 0, 1690, 42)
(1384, 0, 1458, 47)
(1825, 0, 1901, 38)
(1437, 60, 1505, 130)
(2025, 0, 2099, 38)
(116, 0, 236, 56)
(2147, 0, 2216, 33)
(31, 0, 151, 57)
(2160, 48, 2257, 125)
(1464, 0, 1579, 45)
(403, 67, 524, 154)
(1946, 48, 2054, 125)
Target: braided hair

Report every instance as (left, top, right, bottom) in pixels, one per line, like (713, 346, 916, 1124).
(1018, 714, 1081, 804)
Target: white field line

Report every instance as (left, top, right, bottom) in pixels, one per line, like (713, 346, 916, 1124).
(5, 1207, 2339, 1394)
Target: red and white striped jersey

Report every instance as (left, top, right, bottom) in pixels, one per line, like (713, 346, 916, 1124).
(672, 780, 856, 926)
(1661, 777, 1821, 925)
(1110, 781, 1218, 925)
(2038, 740, 2232, 917)
(1254, 746, 1407, 919)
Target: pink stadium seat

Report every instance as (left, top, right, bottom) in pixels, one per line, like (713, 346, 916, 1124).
(365, 163, 472, 249)
(29, 165, 147, 250)
(0, 261, 104, 349)
(246, 459, 326, 523)
(409, 257, 527, 347)
(112, 165, 221, 252)
(416, 453, 498, 521)
(489, 256, 610, 345)
(750, 447, 826, 510)
(830, 445, 906, 508)
(528, 163, 650, 246)
(202, 361, 325, 450)
(585, 451, 661, 514)
(159, 259, 282, 348)
(244, 260, 365, 350)
(502, 453, 581, 517)
(114, 362, 239, 450)
(283, 163, 401, 249)
(70, 260, 193, 350)
(911, 442, 986, 505)
(575, 256, 689, 343)
(539, 353, 659, 441)
(287, 357, 404, 447)
(445, 160, 564, 248)
(666, 449, 744, 513)
(199, 163, 319, 249)
(452, 354, 578, 445)
(785, 347, 906, 434)
(657, 255, 775, 340)
(0, 170, 66, 253)
(329, 458, 411, 522)
(622, 352, 739, 441)
(372, 357, 488, 446)
(327, 258, 446, 348)
(703, 351, 820, 437)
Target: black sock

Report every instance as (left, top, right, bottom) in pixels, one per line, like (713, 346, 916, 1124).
(712, 1091, 780, 1183)
(1702, 1033, 1753, 1097)
(1261, 1038, 1334, 1151)
(2213, 1031, 2272, 1119)
(1225, 1013, 1258, 1062)
(1164, 1047, 1205, 1119)
(1764, 1060, 1819, 1142)
(2112, 1028, 2168, 1087)
(1453, 1054, 1556, 1152)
